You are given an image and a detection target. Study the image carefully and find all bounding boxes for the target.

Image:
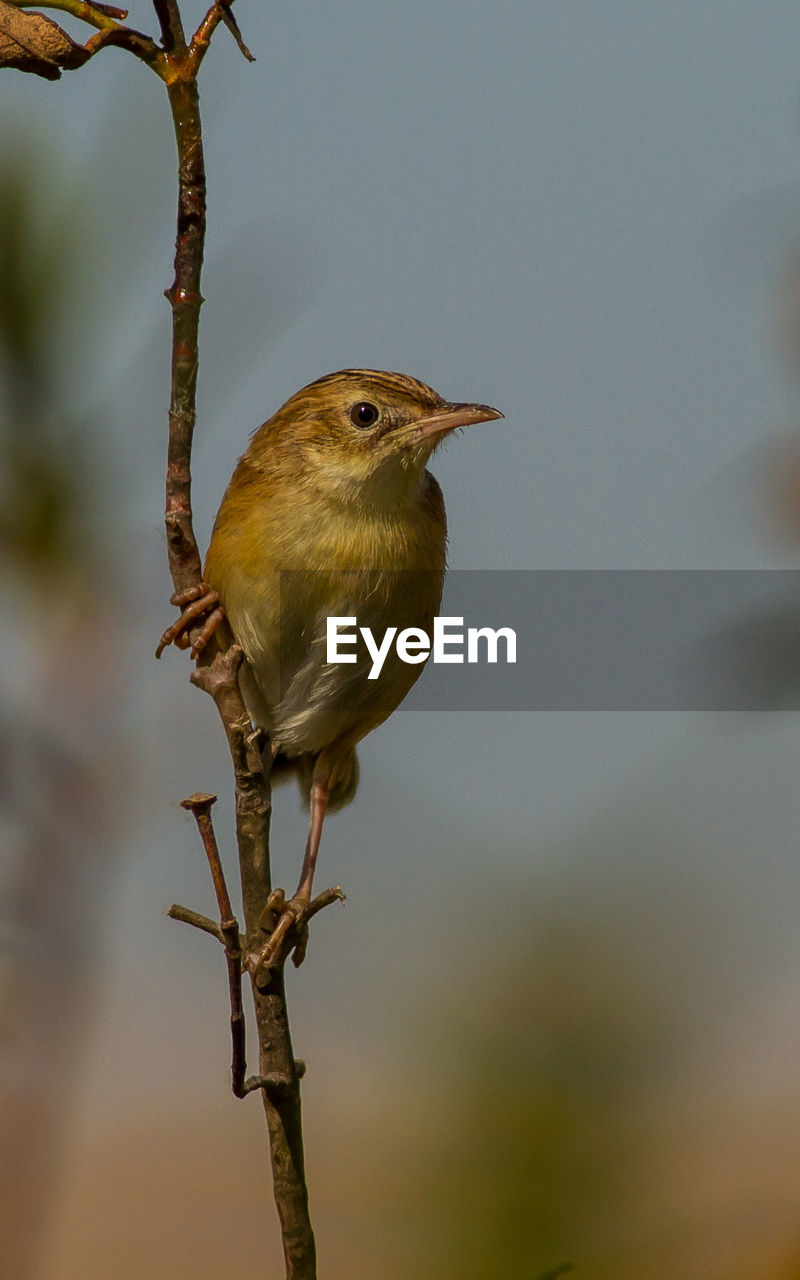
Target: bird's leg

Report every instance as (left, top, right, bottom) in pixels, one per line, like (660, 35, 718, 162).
(255, 760, 336, 972)
(155, 582, 226, 658)
(255, 779, 331, 971)
(295, 778, 330, 902)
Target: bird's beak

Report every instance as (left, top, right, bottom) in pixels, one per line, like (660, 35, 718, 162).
(414, 401, 504, 437)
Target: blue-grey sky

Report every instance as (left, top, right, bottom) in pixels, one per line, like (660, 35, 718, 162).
(6, 4, 800, 1274)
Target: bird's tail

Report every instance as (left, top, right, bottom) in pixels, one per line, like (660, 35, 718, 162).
(270, 750, 359, 813)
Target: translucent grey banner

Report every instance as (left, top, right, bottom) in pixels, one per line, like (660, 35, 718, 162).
(279, 571, 800, 710)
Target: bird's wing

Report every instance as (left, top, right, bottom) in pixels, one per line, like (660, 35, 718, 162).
(261, 570, 442, 756)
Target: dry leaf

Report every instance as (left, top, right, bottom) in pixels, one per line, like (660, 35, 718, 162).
(0, 0, 92, 79)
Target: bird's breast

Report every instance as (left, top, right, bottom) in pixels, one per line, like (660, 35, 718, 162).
(204, 470, 447, 754)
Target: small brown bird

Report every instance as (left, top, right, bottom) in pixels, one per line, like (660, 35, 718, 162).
(158, 369, 502, 961)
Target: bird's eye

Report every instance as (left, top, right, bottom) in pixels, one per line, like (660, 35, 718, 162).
(349, 401, 380, 428)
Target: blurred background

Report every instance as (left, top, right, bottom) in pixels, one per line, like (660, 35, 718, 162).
(4, 2, 800, 1276)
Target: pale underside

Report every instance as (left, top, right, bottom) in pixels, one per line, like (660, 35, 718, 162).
(233, 565, 444, 757)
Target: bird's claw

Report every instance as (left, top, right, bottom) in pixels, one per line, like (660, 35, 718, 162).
(255, 890, 311, 974)
(155, 582, 226, 659)
(254, 884, 346, 978)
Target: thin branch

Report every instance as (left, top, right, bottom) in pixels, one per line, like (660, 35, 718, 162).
(152, 0, 185, 52)
(190, 0, 254, 68)
(218, 4, 254, 62)
(166, 902, 225, 940)
(161, 60, 319, 1268)
(166, 901, 269, 1095)
(161, 76, 206, 591)
(191, 656, 318, 1277)
(84, 25, 160, 61)
(180, 792, 235, 921)
(5, 0, 114, 28)
(188, 0, 224, 67)
(178, 792, 272, 1099)
(86, 1, 128, 17)
(4, 0, 160, 62)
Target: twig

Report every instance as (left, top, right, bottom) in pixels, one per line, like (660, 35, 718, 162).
(5, 0, 115, 28)
(177, 792, 271, 1099)
(4, 0, 160, 63)
(88, 2, 127, 18)
(180, 793, 234, 920)
(191, 0, 254, 67)
(217, 2, 254, 61)
(166, 902, 225, 941)
(152, 0, 185, 52)
(189, 658, 319, 1276)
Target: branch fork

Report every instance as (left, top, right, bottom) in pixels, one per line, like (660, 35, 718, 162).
(169, 793, 323, 1105)
(170, 792, 268, 1098)
(2, 0, 253, 83)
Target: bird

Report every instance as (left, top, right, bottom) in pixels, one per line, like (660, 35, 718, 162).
(157, 368, 502, 963)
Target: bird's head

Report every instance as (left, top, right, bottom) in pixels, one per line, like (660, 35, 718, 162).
(246, 369, 502, 506)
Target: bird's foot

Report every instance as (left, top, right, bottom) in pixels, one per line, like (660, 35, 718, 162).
(257, 889, 311, 971)
(254, 884, 346, 976)
(155, 582, 226, 659)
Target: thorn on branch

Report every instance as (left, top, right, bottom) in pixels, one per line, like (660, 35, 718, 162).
(219, 0, 254, 61)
